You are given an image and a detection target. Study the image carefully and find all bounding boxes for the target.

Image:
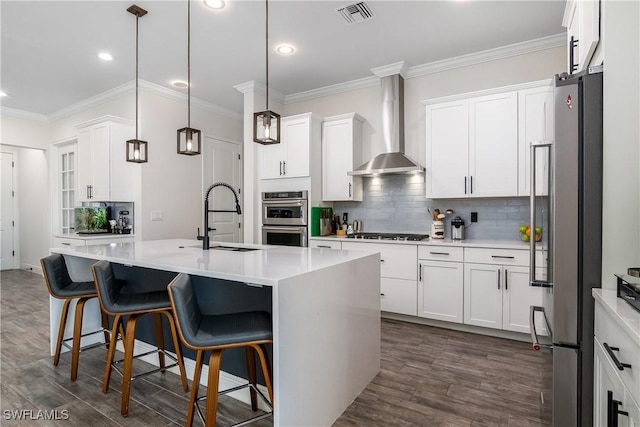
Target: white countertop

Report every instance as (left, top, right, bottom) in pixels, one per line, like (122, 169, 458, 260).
(593, 289, 640, 344)
(54, 233, 135, 239)
(310, 235, 543, 250)
(50, 239, 378, 287)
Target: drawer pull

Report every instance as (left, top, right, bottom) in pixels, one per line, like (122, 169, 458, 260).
(317, 245, 331, 248)
(380, 293, 385, 296)
(491, 255, 515, 259)
(61, 243, 71, 246)
(429, 251, 450, 256)
(603, 343, 632, 371)
(380, 259, 385, 262)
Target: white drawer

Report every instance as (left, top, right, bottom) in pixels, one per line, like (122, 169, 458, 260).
(418, 245, 464, 262)
(309, 240, 342, 250)
(595, 302, 640, 399)
(341, 241, 417, 280)
(52, 237, 85, 247)
(464, 247, 545, 266)
(380, 277, 417, 316)
(86, 237, 134, 246)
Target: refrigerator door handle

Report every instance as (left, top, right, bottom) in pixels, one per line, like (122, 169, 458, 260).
(530, 305, 553, 352)
(529, 141, 553, 288)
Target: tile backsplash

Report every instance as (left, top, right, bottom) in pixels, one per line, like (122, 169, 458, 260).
(333, 175, 546, 241)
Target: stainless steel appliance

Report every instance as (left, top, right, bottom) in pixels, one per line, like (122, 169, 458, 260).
(261, 191, 308, 247)
(451, 216, 465, 240)
(529, 66, 603, 427)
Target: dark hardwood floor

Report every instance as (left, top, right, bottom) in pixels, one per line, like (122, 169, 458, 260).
(1, 269, 551, 426)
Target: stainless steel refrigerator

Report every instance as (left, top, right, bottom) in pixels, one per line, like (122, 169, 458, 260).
(529, 66, 603, 427)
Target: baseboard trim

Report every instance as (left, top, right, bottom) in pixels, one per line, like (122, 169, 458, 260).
(20, 263, 43, 275)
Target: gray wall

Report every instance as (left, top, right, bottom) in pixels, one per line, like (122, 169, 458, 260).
(334, 175, 544, 241)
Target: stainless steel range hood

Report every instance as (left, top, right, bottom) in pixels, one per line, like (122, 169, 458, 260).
(348, 73, 424, 176)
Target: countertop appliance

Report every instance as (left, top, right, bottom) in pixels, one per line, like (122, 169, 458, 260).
(262, 191, 308, 247)
(615, 273, 640, 313)
(451, 216, 465, 240)
(528, 66, 603, 427)
(346, 232, 428, 242)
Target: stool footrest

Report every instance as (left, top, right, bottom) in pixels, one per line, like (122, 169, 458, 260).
(111, 347, 180, 380)
(61, 327, 109, 352)
(194, 383, 273, 427)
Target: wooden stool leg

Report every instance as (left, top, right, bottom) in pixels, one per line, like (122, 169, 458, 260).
(103, 314, 122, 393)
(245, 346, 258, 410)
(205, 349, 224, 427)
(163, 311, 188, 392)
(153, 313, 166, 371)
(121, 314, 141, 416)
(254, 344, 274, 406)
(186, 350, 204, 427)
(70, 297, 89, 381)
(53, 299, 72, 366)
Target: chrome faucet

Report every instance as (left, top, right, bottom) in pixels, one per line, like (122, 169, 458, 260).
(198, 182, 242, 250)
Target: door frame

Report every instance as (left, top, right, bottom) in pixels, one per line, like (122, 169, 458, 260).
(1, 148, 19, 270)
(201, 135, 243, 242)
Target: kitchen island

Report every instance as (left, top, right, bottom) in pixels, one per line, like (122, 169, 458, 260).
(49, 239, 381, 427)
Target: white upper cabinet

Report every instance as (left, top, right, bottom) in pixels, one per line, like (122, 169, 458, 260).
(261, 113, 319, 180)
(563, 0, 600, 73)
(76, 116, 136, 202)
(425, 92, 518, 198)
(425, 99, 469, 198)
(468, 92, 518, 197)
(322, 113, 364, 201)
(518, 85, 554, 196)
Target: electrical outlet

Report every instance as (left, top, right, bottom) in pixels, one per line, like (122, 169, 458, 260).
(151, 211, 163, 221)
(471, 212, 478, 222)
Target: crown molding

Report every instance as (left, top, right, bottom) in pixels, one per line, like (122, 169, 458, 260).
(371, 61, 408, 78)
(233, 80, 285, 104)
(48, 81, 134, 122)
(284, 34, 566, 105)
(0, 107, 49, 122)
(421, 78, 553, 106)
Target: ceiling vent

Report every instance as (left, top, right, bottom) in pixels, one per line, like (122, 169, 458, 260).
(335, 2, 375, 25)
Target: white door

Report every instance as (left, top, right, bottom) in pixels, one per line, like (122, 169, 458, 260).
(468, 91, 519, 197)
(502, 266, 547, 334)
(322, 119, 353, 201)
(203, 137, 242, 243)
(418, 260, 464, 323)
(282, 116, 310, 178)
(463, 263, 502, 329)
(0, 152, 16, 270)
(260, 142, 283, 179)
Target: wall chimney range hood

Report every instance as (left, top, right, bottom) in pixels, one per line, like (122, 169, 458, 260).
(349, 62, 425, 176)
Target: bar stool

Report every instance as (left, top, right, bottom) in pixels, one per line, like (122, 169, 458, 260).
(40, 254, 110, 381)
(91, 260, 189, 416)
(167, 273, 274, 427)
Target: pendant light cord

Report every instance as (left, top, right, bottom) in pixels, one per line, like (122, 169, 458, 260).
(265, 0, 269, 110)
(187, 0, 191, 127)
(135, 14, 139, 140)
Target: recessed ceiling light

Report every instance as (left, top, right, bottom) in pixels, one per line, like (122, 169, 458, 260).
(98, 52, 113, 61)
(171, 80, 189, 88)
(276, 44, 295, 55)
(204, 0, 226, 10)
(0, 91, 7, 97)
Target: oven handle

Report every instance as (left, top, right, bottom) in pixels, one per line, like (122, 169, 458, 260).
(262, 226, 307, 233)
(262, 200, 307, 206)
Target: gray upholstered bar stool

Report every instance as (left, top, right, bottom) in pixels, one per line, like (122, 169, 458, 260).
(40, 253, 110, 381)
(167, 273, 274, 427)
(91, 260, 189, 417)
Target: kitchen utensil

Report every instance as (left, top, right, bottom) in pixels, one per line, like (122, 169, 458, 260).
(431, 221, 444, 239)
(437, 213, 446, 220)
(445, 209, 454, 215)
(451, 216, 465, 240)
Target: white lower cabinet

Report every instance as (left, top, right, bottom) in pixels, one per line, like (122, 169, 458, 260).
(342, 241, 417, 316)
(418, 260, 463, 323)
(308, 240, 342, 249)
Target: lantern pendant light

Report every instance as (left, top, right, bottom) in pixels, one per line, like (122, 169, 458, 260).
(253, 0, 280, 145)
(177, 0, 201, 155)
(126, 5, 149, 163)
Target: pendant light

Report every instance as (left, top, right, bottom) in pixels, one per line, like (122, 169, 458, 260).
(177, 0, 201, 155)
(126, 5, 149, 163)
(253, 0, 280, 145)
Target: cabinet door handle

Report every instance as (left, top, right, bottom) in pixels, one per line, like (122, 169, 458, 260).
(497, 269, 501, 290)
(61, 242, 71, 246)
(569, 36, 579, 74)
(429, 251, 450, 256)
(283, 161, 286, 175)
(419, 263, 422, 282)
(380, 259, 385, 263)
(317, 245, 331, 248)
(608, 390, 629, 427)
(603, 343, 632, 371)
(348, 182, 352, 198)
(279, 161, 283, 176)
(464, 176, 467, 194)
(470, 176, 473, 194)
(380, 293, 385, 296)
(505, 269, 508, 290)
(491, 255, 515, 259)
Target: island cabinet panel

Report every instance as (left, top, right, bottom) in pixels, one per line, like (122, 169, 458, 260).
(322, 113, 364, 202)
(342, 241, 417, 316)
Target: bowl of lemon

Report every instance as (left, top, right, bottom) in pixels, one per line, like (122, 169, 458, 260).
(519, 225, 542, 242)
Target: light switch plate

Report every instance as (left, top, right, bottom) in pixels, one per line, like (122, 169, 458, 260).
(151, 211, 163, 221)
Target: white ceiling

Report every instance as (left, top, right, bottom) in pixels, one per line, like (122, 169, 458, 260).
(1, 0, 566, 118)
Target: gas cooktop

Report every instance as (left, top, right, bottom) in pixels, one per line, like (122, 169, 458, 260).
(346, 232, 429, 242)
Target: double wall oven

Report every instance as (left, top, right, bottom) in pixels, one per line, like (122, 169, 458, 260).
(261, 191, 308, 247)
